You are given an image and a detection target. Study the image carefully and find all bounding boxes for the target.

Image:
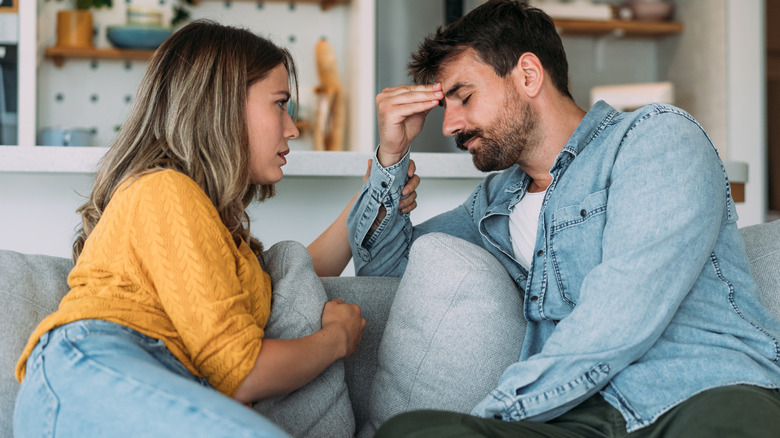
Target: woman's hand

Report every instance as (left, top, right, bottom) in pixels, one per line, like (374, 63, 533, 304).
(321, 298, 365, 358)
(399, 159, 420, 214)
(233, 299, 365, 403)
(363, 158, 420, 215)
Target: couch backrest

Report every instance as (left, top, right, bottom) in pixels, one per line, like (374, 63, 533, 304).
(0, 251, 72, 438)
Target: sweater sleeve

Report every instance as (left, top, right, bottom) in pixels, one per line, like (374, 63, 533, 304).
(123, 171, 266, 396)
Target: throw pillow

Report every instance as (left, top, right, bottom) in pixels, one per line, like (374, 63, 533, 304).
(252, 241, 355, 438)
(359, 233, 527, 437)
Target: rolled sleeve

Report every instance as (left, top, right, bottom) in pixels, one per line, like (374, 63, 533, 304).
(347, 148, 413, 277)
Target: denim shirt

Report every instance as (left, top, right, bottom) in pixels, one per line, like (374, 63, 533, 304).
(347, 101, 780, 432)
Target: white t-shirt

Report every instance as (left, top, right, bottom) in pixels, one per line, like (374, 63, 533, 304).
(508, 190, 547, 269)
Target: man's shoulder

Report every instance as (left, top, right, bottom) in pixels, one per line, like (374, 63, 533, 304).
(621, 103, 701, 128)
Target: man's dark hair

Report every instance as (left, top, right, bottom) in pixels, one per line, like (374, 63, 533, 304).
(408, 0, 573, 100)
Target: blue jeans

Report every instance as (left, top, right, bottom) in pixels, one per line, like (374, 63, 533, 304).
(14, 319, 290, 437)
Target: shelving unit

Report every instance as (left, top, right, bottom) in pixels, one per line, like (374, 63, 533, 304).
(7, 1, 747, 200)
(192, 0, 349, 12)
(553, 19, 683, 37)
(44, 46, 155, 67)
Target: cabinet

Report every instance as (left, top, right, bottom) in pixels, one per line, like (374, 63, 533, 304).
(6, 0, 377, 169)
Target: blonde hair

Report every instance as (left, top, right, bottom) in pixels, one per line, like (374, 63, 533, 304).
(73, 20, 298, 262)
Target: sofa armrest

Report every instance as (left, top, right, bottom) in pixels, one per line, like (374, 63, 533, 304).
(0, 250, 72, 438)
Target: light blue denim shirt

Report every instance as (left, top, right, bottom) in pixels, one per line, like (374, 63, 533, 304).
(347, 101, 780, 432)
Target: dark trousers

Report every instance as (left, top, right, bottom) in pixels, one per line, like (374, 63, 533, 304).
(376, 385, 780, 438)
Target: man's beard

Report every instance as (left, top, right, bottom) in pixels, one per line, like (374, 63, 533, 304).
(455, 90, 541, 172)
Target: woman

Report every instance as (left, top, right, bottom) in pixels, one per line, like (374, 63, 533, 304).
(13, 21, 418, 437)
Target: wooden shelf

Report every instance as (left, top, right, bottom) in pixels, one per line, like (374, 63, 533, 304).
(191, 0, 349, 11)
(553, 19, 683, 37)
(45, 46, 155, 67)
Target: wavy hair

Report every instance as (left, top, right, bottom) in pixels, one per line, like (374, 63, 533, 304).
(408, 0, 572, 100)
(72, 20, 298, 262)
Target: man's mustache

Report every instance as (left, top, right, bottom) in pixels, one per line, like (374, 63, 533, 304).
(455, 129, 484, 152)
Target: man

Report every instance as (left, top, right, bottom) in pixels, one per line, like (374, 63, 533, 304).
(346, 0, 780, 436)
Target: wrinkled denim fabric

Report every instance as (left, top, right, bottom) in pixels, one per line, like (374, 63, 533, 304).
(14, 319, 290, 438)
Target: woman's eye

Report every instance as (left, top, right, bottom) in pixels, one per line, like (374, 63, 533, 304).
(277, 100, 287, 109)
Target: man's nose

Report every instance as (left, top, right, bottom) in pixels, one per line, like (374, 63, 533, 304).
(442, 106, 464, 137)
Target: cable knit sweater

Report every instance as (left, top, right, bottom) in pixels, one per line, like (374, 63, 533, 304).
(15, 170, 272, 397)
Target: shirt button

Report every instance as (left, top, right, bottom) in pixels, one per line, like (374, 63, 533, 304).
(381, 181, 388, 188)
(530, 296, 539, 302)
(536, 249, 543, 257)
(580, 209, 587, 217)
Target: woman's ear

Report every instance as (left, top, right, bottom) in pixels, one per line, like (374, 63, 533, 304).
(511, 52, 544, 98)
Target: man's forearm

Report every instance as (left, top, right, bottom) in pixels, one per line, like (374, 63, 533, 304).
(362, 205, 388, 247)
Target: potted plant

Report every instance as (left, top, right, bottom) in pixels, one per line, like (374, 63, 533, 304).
(53, 0, 113, 49)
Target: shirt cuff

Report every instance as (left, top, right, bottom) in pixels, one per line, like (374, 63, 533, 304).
(368, 146, 411, 196)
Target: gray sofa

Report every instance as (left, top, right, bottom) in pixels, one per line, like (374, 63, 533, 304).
(2, 220, 780, 437)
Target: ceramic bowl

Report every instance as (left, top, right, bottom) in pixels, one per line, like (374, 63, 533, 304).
(106, 25, 173, 50)
(628, 0, 674, 21)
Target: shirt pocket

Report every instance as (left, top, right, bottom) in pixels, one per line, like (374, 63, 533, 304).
(549, 190, 608, 310)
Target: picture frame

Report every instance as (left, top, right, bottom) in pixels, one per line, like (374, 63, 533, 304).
(0, 0, 17, 13)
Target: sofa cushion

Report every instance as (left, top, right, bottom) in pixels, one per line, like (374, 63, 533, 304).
(0, 251, 72, 438)
(358, 233, 527, 437)
(740, 219, 780, 320)
(251, 241, 355, 438)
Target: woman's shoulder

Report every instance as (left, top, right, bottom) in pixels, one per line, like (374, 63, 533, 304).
(113, 169, 215, 214)
(116, 169, 204, 199)
(125, 169, 199, 190)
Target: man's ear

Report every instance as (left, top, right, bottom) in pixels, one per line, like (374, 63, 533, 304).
(511, 53, 544, 98)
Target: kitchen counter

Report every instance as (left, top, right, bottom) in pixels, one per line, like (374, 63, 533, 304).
(0, 145, 749, 184)
(0, 146, 486, 178)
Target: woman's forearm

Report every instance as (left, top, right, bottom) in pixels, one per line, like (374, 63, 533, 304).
(307, 190, 358, 277)
(231, 327, 346, 403)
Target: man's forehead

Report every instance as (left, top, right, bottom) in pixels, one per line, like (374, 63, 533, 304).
(436, 49, 490, 90)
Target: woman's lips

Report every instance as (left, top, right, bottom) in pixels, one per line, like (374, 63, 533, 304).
(278, 149, 290, 164)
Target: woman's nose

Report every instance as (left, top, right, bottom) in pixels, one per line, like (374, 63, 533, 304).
(286, 113, 300, 140)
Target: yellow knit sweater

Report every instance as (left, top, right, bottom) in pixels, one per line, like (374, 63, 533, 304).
(15, 170, 272, 397)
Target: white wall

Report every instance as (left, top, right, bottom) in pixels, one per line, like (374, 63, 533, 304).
(727, 0, 766, 225)
(0, 172, 478, 275)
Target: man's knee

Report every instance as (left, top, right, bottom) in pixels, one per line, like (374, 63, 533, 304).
(659, 385, 780, 437)
(375, 410, 470, 438)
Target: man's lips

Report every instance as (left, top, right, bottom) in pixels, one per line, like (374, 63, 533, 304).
(463, 137, 478, 153)
(456, 131, 482, 154)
